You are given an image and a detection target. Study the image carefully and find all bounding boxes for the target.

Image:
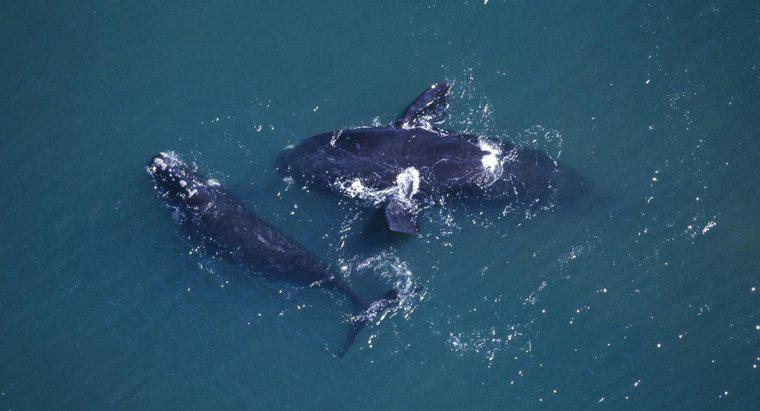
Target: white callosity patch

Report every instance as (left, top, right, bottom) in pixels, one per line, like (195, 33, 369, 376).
(152, 156, 167, 171)
(155, 157, 167, 168)
(147, 152, 209, 200)
(147, 153, 171, 176)
(159, 151, 180, 163)
(148, 151, 181, 174)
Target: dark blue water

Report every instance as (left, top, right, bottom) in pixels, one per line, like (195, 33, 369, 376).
(2, 1, 759, 408)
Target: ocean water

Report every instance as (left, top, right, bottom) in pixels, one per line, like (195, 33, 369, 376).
(1, 1, 759, 409)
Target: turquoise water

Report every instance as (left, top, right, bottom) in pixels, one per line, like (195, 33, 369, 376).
(2, 1, 759, 408)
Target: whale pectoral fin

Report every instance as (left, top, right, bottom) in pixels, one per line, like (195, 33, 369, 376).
(396, 82, 450, 128)
(384, 199, 420, 234)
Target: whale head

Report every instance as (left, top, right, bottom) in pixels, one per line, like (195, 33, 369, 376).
(146, 152, 214, 210)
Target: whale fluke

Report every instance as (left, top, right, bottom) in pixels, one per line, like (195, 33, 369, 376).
(336, 288, 401, 357)
(396, 81, 450, 128)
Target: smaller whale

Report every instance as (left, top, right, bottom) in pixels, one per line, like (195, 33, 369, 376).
(277, 82, 583, 234)
(147, 152, 403, 356)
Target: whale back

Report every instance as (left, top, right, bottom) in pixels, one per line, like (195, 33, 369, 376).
(148, 152, 406, 356)
(276, 127, 488, 193)
(275, 82, 582, 233)
(148, 152, 331, 286)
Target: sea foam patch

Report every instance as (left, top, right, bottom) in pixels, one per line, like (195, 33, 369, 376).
(333, 166, 421, 207)
(477, 138, 505, 187)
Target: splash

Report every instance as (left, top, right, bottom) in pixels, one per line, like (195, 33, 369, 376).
(335, 250, 423, 354)
(447, 324, 531, 368)
(333, 167, 422, 208)
(476, 137, 505, 187)
(516, 125, 564, 161)
(333, 178, 395, 205)
(394, 167, 421, 206)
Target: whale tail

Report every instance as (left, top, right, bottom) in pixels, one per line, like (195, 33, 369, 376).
(324, 279, 411, 358)
(336, 288, 400, 357)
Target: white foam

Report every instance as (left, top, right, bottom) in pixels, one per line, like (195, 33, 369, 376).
(477, 138, 505, 186)
(395, 167, 420, 205)
(481, 152, 500, 172)
(153, 157, 167, 169)
(340, 250, 420, 324)
(333, 167, 421, 208)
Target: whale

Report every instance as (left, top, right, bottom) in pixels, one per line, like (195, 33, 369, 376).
(276, 82, 583, 234)
(147, 152, 402, 356)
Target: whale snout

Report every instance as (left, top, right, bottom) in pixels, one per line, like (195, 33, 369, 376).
(147, 152, 184, 175)
(146, 152, 171, 174)
(146, 152, 205, 205)
(146, 152, 192, 191)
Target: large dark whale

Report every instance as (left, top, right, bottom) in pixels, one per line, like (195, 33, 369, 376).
(147, 152, 401, 356)
(276, 82, 582, 234)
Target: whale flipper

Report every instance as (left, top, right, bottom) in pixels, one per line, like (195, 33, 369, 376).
(396, 82, 450, 128)
(384, 198, 420, 234)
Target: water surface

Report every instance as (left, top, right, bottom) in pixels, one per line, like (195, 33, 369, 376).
(1, 1, 759, 409)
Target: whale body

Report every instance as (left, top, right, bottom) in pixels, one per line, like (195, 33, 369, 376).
(147, 152, 399, 356)
(276, 82, 582, 234)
